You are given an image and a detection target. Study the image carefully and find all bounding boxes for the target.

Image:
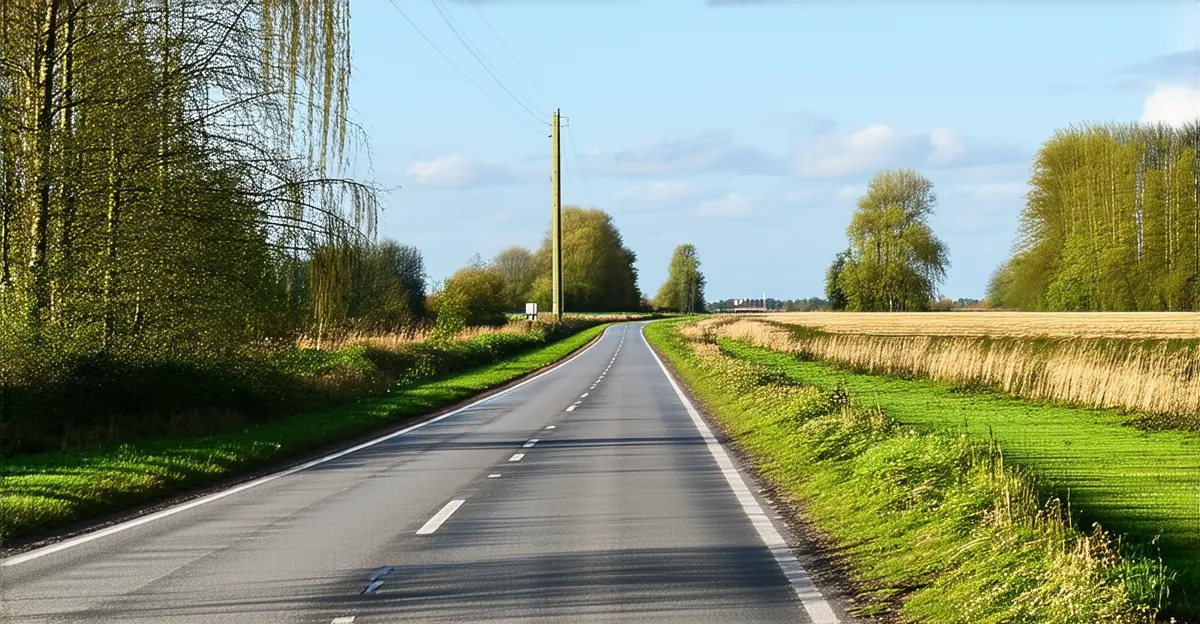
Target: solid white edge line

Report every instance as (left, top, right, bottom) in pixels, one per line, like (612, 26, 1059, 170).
(2, 325, 619, 567)
(640, 325, 841, 624)
(509, 453, 525, 462)
(415, 499, 466, 535)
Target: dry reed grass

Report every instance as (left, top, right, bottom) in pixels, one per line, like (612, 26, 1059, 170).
(765, 311, 1200, 339)
(297, 321, 532, 351)
(701, 316, 1200, 425)
(300, 313, 649, 352)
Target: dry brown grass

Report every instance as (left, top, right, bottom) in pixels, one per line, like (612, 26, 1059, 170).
(764, 311, 1200, 339)
(299, 313, 650, 352)
(700, 316, 1200, 425)
(297, 321, 532, 351)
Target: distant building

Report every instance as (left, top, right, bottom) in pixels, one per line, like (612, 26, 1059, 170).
(730, 298, 766, 313)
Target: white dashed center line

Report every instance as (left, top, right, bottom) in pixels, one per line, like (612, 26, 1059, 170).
(545, 425, 556, 429)
(565, 405, 577, 412)
(331, 617, 356, 624)
(523, 439, 539, 448)
(580, 393, 589, 398)
(488, 473, 501, 478)
(416, 500, 465, 535)
(509, 453, 525, 462)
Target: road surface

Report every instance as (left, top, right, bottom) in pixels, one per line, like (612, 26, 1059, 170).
(1, 323, 842, 623)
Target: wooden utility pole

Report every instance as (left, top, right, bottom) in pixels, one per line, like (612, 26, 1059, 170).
(551, 109, 563, 320)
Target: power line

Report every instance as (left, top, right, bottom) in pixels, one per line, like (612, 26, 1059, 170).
(386, 0, 544, 134)
(428, 0, 547, 125)
(465, 0, 551, 106)
(433, 0, 547, 118)
(565, 122, 596, 208)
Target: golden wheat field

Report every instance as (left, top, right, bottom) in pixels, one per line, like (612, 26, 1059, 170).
(699, 314, 1200, 425)
(763, 311, 1200, 339)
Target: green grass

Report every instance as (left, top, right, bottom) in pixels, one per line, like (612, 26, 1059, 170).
(0, 324, 607, 546)
(645, 319, 1164, 623)
(717, 337, 1200, 618)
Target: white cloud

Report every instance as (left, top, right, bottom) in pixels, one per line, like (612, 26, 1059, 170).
(620, 181, 709, 209)
(948, 181, 1028, 202)
(1140, 84, 1200, 126)
(929, 129, 967, 166)
(405, 154, 525, 189)
(779, 188, 818, 205)
(695, 192, 759, 219)
(836, 185, 860, 202)
(795, 124, 917, 178)
(793, 123, 1024, 179)
(583, 130, 786, 177)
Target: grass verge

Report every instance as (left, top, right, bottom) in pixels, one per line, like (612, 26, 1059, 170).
(719, 335, 1200, 618)
(644, 319, 1166, 623)
(0, 324, 607, 546)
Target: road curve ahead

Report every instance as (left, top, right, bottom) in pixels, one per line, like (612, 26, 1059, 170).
(1, 323, 842, 623)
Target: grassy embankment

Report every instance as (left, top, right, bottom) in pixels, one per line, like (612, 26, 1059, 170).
(645, 319, 1168, 623)
(708, 315, 1200, 610)
(0, 323, 607, 546)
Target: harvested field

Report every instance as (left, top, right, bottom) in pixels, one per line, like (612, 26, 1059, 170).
(700, 315, 1200, 427)
(763, 311, 1200, 340)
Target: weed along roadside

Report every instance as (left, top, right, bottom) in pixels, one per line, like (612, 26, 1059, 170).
(643, 319, 1169, 623)
(0, 323, 611, 549)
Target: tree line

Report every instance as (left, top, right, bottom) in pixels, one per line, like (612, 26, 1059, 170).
(434, 207, 646, 329)
(709, 297, 830, 312)
(0, 0, 374, 365)
(435, 208, 712, 323)
(988, 123, 1200, 311)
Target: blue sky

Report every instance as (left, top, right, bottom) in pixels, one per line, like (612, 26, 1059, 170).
(347, 1, 1200, 301)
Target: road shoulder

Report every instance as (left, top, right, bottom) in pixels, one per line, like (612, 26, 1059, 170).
(642, 322, 874, 623)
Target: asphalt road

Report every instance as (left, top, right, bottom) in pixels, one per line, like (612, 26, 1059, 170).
(1, 323, 843, 623)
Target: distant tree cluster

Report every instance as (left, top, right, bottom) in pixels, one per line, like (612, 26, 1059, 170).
(526, 207, 642, 312)
(825, 170, 950, 311)
(931, 297, 983, 312)
(430, 206, 644, 329)
(306, 241, 428, 338)
(988, 123, 1200, 311)
(784, 297, 830, 311)
(707, 297, 827, 311)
